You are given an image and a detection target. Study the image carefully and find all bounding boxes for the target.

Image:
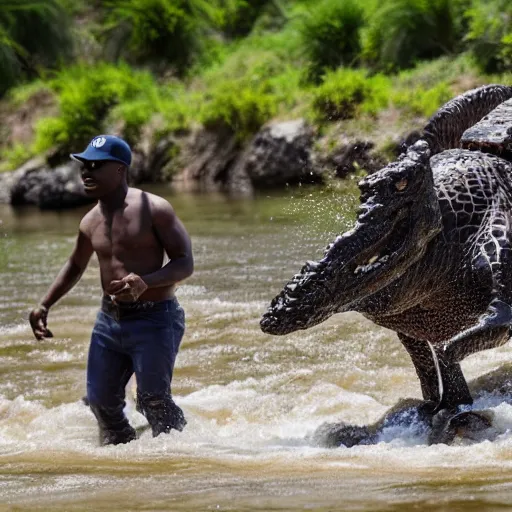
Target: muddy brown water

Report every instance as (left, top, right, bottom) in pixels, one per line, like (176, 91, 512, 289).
(1, 184, 512, 511)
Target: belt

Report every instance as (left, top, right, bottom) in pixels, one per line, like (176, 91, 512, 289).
(101, 296, 158, 321)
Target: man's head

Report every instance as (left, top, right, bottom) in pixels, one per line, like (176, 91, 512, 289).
(71, 135, 132, 198)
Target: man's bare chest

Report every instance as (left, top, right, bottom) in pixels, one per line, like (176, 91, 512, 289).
(90, 214, 158, 256)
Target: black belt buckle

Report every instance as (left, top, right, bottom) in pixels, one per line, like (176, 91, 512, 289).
(103, 297, 156, 321)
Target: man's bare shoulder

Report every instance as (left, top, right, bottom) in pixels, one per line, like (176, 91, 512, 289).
(128, 188, 175, 217)
(79, 204, 101, 235)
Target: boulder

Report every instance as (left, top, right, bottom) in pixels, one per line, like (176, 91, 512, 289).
(177, 126, 239, 191)
(9, 158, 92, 209)
(128, 121, 178, 184)
(228, 119, 322, 192)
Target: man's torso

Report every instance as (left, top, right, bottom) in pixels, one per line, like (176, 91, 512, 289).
(84, 188, 176, 301)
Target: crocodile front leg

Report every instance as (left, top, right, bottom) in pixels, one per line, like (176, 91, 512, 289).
(442, 300, 511, 362)
(399, 334, 472, 409)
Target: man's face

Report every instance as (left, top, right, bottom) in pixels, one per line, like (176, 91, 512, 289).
(80, 160, 124, 197)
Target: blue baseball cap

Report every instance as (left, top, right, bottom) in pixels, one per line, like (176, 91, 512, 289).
(70, 135, 132, 167)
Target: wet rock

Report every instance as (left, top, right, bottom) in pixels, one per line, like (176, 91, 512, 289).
(309, 421, 373, 448)
(9, 158, 92, 209)
(177, 126, 239, 191)
(128, 122, 178, 184)
(309, 398, 430, 448)
(0, 160, 35, 204)
(468, 361, 512, 397)
(228, 119, 322, 193)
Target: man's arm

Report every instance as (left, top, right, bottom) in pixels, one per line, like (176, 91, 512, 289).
(142, 198, 194, 288)
(40, 227, 94, 308)
(29, 222, 94, 340)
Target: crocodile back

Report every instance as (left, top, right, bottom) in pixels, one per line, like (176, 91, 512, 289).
(424, 85, 512, 155)
(433, 149, 512, 244)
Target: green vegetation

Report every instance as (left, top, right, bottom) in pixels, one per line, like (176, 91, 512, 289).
(298, 0, 366, 81)
(0, 0, 72, 96)
(312, 69, 391, 120)
(0, 0, 511, 172)
(103, 0, 198, 73)
(362, 0, 468, 71)
(33, 63, 158, 155)
(465, 0, 512, 73)
(197, 37, 304, 140)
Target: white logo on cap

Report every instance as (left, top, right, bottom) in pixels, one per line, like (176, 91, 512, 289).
(91, 137, 106, 148)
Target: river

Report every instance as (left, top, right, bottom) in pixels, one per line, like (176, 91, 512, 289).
(1, 183, 512, 511)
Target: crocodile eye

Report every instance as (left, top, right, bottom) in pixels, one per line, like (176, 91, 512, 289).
(395, 178, 408, 191)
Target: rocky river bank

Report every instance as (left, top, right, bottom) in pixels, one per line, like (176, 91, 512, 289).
(0, 117, 414, 210)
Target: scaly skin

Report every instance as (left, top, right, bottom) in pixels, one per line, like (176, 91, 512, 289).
(261, 85, 512, 414)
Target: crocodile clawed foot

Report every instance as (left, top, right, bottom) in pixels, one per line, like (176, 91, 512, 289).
(429, 409, 498, 445)
(307, 399, 500, 448)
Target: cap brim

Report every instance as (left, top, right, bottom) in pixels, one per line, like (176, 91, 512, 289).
(70, 151, 127, 166)
(70, 146, 108, 162)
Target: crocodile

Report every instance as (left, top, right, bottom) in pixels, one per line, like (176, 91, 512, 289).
(260, 84, 512, 437)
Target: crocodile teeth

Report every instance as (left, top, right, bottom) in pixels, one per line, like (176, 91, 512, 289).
(306, 260, 321, 270)
(354, 254, 389, 274)
(354, 263, 380, 274)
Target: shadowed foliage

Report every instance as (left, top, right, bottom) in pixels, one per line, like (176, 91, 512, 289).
(0, 0, 72, 96)
(298, 0, 366, 82)
(362, 0, 469, 71)
(103, 0, 198, 74)
(465, 0, 512, 73)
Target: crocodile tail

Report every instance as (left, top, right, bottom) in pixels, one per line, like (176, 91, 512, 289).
(423, 84, 512, 155)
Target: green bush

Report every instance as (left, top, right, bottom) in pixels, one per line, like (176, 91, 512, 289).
(109, 85, 198, 141)
(390, 54, 476, 90)
(0, 25, 23, 96)
(312, 68, 391, 121)
(158, 92, 202, 134)
(6, 80, 52, 107)
(200, 82, 278, 140)
(198, 30, 303, 83)
(0, 0, 72, 96)
(198, 43, 303, 140)
(299, 0, 365, 81)
(465, 0, 512, 73)
(33, 63, 155, 155)
(218, 0, 272, 38)
(104, 0, 198, 74)
(199, 70, 300, 141)
(362, 0, 469, 71)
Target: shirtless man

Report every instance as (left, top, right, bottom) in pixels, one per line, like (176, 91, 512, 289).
(29, 135, 194, 445)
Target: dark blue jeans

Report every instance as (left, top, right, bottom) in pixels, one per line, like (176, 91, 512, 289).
(87, 297, 186, 445)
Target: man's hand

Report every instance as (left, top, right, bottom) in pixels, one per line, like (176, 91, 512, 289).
(107, 273, 148, 303)
(29, 305, 53, 340)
